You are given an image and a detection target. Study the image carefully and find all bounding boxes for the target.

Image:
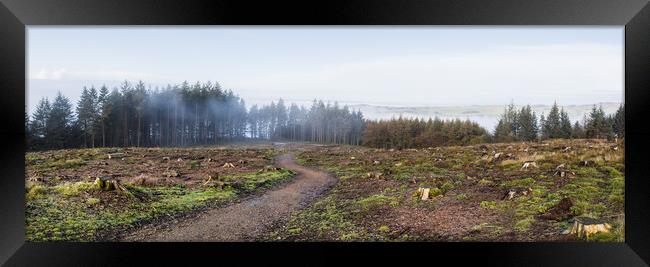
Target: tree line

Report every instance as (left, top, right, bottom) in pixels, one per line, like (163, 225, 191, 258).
(26, 81, 365, 150)
(248, 100, 365, 145)
(362, 117, 489, 149)
(493, 102, 624, 143)
(26, 80, 624, 151)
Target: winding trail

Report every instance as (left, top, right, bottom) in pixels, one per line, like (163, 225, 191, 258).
(122, 152, 336, 241)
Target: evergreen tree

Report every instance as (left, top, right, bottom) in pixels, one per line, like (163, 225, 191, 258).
(47, 92, 75, 149)
(542, 101, 562, 139)
(517, 105, 538, 141)
(30, 97, 51, 150)
(612, 104, 624, 138)
(585, 105, 611, 139)
(572, 121, 585, 139)
(559, 108, 572, 139)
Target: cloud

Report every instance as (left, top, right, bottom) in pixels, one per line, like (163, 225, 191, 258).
(30, 68, 158, 81)
(231, 43, 622, 106)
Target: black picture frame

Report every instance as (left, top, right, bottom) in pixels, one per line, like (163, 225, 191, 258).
(1, 0, 649, 265)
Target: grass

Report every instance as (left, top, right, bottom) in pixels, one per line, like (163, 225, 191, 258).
(26, 152, 295, 241)
(273, 139, 624, 241)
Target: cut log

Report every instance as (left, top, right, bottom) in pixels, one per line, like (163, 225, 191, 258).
(107, 153, 125, 159)
(569, 217, 612, 238)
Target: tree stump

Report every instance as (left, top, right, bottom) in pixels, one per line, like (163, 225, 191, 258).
(94, 177, 133, 197)
(107, 153, 125, 159)
(222, 162, 235, 168)
(569, 217, 612, 238)
(417, 187, 431, 200)
(521, 161, 538, 170)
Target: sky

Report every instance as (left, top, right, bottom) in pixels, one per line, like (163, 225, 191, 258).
(27, 27, 623, 115)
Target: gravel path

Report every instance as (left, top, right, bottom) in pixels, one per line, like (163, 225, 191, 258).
(122, 153, 336, 241)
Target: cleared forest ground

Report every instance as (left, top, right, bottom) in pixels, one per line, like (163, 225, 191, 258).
(25, 144, 296, 241)
(267, 139, 624, 242)
(25, 139, 624, 242)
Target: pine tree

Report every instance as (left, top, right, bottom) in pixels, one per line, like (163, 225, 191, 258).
(30, 97, 51, 149)
(543, 102, 562, 139)
(572, 121, 585, 139)
(612, 104, 624, 138)
(559, 108, 572, 139)
(97, 85, 110, 147)
(517, 105, 538, 141)
(585, 105, 611, 139)
(47, 92, 75, 149)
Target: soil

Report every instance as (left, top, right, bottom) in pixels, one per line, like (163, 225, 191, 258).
(121, 152, 337, 241)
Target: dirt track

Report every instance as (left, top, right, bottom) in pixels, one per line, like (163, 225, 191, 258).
(122, 152, 336, 241)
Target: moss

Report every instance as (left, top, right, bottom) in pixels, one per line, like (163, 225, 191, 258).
(378, 225, 390, 232)
(515, 217, 535, 232)
(480, 201, 497, 209)
(501, 177, 535, 188)
(478, 179, 494, 186)
(441, 182, 455, 192)
(26, 159, 295, 241)
(27, 185, 48, 200)
(429, 187, 443, 197)
(86, 197, 101, 205)
(357, 194, 396, 212)
(287, 227, 302, 235)
(54, 181, 96, 197)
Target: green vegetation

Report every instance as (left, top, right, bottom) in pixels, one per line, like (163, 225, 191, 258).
(26, 146, 295, 241)
(271, 138, 624, 242)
